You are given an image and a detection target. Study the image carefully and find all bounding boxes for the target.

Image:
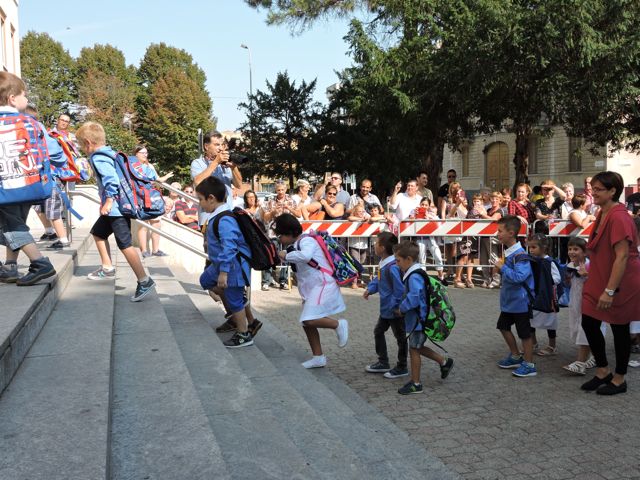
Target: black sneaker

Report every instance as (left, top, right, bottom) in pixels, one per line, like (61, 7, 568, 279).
(39, 232, 57, 241)
(366, 361, 391, 373)
(215, 319, 237, 333)
(440, 358, 454, 379)
(130, 278, 156, 302)
(581, 373, 613, 391)
(0, 262, 19, 283)
(248, 319, 263, 338)
(383, 366, 409, 378)
(596, 381, 627, 395)
(398, 381, 423, 395)
(16, 257, 56, 286)
(47, 240, 70, 250)
(224, 331, 254, 348)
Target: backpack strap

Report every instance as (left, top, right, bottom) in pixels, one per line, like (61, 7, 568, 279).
(298, 233, 334, 277)
(513, 252, 536, 306)
(211, 210, 250, 285)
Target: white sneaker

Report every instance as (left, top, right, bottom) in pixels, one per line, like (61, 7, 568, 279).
(336, 319, 349, 347)
(302, 355, 327, 369)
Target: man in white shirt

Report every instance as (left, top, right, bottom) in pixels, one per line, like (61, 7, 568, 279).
(389, 179, 422, 220)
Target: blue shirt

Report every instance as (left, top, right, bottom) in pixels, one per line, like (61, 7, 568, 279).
(89, 146, 122, 217)
(500, 242, 534, 313)
(190, 155, 234, 224)
(366, 256, 404, 319)
(399, 264, 429, 332)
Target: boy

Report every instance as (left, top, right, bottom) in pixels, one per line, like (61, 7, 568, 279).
(196, 176, 254, 348)
(494, 215, 536, 377)
(0, 72, 56, 286)
(74, 121, 155, 302)
(363, 232, 408, 378)
(394, 241, 454, 395)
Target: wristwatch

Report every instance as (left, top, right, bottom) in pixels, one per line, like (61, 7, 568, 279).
(604, 288, 616, 297)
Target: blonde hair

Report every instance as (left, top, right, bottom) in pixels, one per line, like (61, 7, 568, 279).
(448, 182, 462, 198)
(0, 72, 26, 105)
(540, 179, 556, 187)
(515, 183, 532, 195)
(490, 191, 503, 200)
(75, 121, 106, 147)
(472, 193, 483, 202)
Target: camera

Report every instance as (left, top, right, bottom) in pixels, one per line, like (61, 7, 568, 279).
(226, 137, 250, 165)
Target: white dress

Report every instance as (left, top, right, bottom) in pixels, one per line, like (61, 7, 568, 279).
(567, 260, 607, 344)
(285, 236, 346, 322)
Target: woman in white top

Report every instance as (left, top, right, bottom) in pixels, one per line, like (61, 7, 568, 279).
(291, 179, 312, 219)
(560, 183, 575, 220)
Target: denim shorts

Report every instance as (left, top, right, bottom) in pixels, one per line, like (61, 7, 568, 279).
(0, 204, 35, 251)
(220, 286, 245, 314)
(409, 330, 427, 349)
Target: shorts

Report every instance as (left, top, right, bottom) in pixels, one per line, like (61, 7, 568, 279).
(409, 330, 427, 349)
(0, 204, 34, 251)
(217, 285, 245, 314)
(43, 186, 64, 220)
(90, 215, 132, 249)
(496, 311, 531, 339)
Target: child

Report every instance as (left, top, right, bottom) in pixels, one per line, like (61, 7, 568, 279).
(413, 197, 445, 282)
(363, 232, 408, 378)
(528, 234, 561, 356)
(368, 204, 386, 222)
(274, 213, 348, 368)
(394, 240, 453, 394)
(494, 215, 537, 377)
(0, 72, 56, 286)
(562, 236, 604, 374)
(75, 121, 155, 301)
(462, 194, 485, 288)
(347, 202, 370, 288)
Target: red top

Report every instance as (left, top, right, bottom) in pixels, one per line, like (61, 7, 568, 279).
(582, 203, 640, 324)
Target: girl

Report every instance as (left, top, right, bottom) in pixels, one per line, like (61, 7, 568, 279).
(528, 234, 561, 355)
(347, 202, 370, 288)
(462, 194, 486, 288)
(562, 237, 604, 375)
(275, 214, 349, 368)
(441, 182, 467, 285)
(368, 204, 387, 222)
(480, 192, 504, 288)
(412, 197, 445, 281)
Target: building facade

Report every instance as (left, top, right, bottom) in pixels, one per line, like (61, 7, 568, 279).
(0, 0, 19, 76)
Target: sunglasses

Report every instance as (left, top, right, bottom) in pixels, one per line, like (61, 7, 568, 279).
(542, 187, 553, 191)
(448, 175, 456, 179)
(331, 176, 341, 180)
(326, 192, 337, 196)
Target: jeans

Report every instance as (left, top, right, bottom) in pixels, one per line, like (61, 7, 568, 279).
(374, 316, 408, 369)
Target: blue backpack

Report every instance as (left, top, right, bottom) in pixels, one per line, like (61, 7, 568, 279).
(0, 112, 53, 205)
(91, 151, 165, 220)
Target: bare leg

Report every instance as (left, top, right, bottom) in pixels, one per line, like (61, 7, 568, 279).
(577, 345, 590, 363)
(51, 218, 67, 241)
(149, 220, 161, 252)
(4, 247, 18, 263)
(20, 243, 44, 262)
(417, 345, 445, 365)
(37, 212, 52, 230)
(501, 330, 520, 356)
(121, 246, 146, 280)
(93, 235, 113, 268)
(410, 348, 422, 384)
(137, 224, 148, 254)
(521, 337, 534, 363)
(230, 307, 248, 333)
(302, 325, 323, 355)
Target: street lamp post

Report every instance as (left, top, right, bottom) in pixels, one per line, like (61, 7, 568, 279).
(240, 44, 256, 190)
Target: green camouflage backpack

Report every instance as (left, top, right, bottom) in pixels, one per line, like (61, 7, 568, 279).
(406, 269, 456, 344)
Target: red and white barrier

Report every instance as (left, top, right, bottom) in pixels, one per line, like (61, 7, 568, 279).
(547, 220, 593, 237)
(299, 220, 386, 237)
(398, 219, 528, 237)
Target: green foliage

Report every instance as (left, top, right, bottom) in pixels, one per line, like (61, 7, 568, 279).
(238, 71, 323, 189)
(20, 31, 77, 126)
(103, 122, 139, 153)
(77, 44, 137, 88)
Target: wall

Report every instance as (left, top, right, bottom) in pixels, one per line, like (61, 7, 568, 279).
(0, 0, 19, 75)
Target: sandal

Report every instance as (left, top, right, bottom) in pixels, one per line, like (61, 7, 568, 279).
(536, 345, 558, 356)
(584, 356, 597, 369)
(465, 280, 475, 289)
(454, 281, 466, 289)
(563, 361, 587, 375)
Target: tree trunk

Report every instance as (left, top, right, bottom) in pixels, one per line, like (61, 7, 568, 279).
(512, 130, 530, 191)
(288, 158, 295, 191)
(422, 142, 444, 195)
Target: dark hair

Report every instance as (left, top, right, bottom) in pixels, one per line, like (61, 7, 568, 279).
(133, 144, 147, 155)
(571, 193, 586, 209)
(243, 189, 257, 206)
(203, 130, 223, 145)
(532, 186, 542, 195)
(497, 215, 521, 236)
(195, 176, 227, 202)
(417, 170, 428, 178)
(274, 213, 302, 237)
(529, 233, 549, 253)
(447, 169, 457, 175)
(393, 240, 420, 261)
(25, 104, 38, 117)
(634, 216, 640, 235)
(376, 231, 398, 256)
(591, 171, 624, 202)
(568, 236, 587, 251)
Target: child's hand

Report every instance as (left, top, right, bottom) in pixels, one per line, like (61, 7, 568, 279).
(278, 250, 287, 260)
(578, 262, 588, 276)
(217, 272, 228, 288)
(100, 198, 113, 216)
(494, 258, 504, 271)
(363, 290, 370, 300)
(393, 308, 402, 317)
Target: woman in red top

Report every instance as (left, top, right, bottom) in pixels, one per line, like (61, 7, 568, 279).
(507, 183, 536, 225)
(581, 171, 640, 395)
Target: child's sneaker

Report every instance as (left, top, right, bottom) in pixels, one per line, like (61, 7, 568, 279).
(498, 353, 523, 369)
(563, 361, 587, 375)
(0, 262, 19, 283)
(366, 361, 391, 373)
(248, 319, 263, 338)
(215, 319, 237, 333)
(336, 319, 348, 347)
(16, 258, 56, 286)
(87, 267, 116, 280)
(47, 240, 70, 250)
(130, 277, 156, 302)
(224, 331, 254, 348)
(512, 362, 537, 377)
(302, 355, 327, 369)
(384, 366, 409, 378)
(440, 358, 454, 379)
(398, 381, 423, 395)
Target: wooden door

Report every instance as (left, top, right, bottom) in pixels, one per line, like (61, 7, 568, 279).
(485, 142, 510, 191)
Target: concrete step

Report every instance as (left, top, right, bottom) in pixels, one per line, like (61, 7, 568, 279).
(0, 247, 115, 480)
(0, 229, 94, 395)
(163, 262, 459, 479)
(108, 259, 230, 480)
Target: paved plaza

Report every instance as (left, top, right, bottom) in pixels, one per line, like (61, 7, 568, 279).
(251, 283, 640, 480)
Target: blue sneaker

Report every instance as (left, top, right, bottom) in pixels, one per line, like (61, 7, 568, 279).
(498, 354, 523, 369)
(512, 362, 537, 377)
(130, 277, 156, 302)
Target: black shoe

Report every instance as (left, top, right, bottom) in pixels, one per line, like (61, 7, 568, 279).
(581, 373, 613, 391)
(596, 381, 627, 395)
(366, 361, 391, 373)
(47, 240, 70, 250)
(440, 358, 454, 379)
(39, 233, 57, 241)
(384, 366, 409, 378)
(130, 278, 156, 302)
(224, 331, 254, 348)
(398, 381, 423, 395)
(16, 257, 56, 286)
(215, 320, 237, 333)
(248, 319, 263, 338)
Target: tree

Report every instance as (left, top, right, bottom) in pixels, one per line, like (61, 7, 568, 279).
(20, 31, 76, 126)
(76, 44, 137, 88)
(140, 69, 215, 181)
(238, 71, 323, 189)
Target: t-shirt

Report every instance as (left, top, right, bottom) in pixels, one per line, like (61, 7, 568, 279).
(173, 200, 199, 230)
(190, 155, 234, 224)
(390, 193, 422, 220)
(347, 193, 382, 213)
(417, 187, 434, 205)
(626, 192, 640, 215)
(438, 183, 450, 199)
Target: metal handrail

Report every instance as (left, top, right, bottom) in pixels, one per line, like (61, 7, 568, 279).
(68, 190, 208, 259)
(157, 181, 199, 205)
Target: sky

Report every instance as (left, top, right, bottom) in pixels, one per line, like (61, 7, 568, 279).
(19, 0, 355, 132)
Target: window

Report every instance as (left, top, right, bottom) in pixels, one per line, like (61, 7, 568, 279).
(568, 137, 582, 172)
(10, 24, 15, 72)
(0, 10, 5, 69)
(461, 143, 470, 177)
(527, 136, 538, 174)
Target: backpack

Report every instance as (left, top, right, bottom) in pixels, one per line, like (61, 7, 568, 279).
(212, 207, 278, 273)
(515, 254, 562, 313)
(0, 112, 53, 205)
(90, 150, 165, 220)
(49, 131, 92, 182)
(406, 269, 456, 344)
(300, 230, 365, 285)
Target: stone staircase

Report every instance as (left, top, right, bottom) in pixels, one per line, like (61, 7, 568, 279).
(0, 231, 458, 480)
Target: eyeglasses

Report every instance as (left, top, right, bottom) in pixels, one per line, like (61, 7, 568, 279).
(331, 176, 341, 180)
(138, 151, 148, 155)
(591, 186, 609, 193)
(326, 192, 337, 196)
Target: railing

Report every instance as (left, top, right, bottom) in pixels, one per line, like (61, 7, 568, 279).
(157, 181, 200, 205)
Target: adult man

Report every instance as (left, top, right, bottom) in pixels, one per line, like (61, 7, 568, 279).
(389, 179, 422, 220)
(314, 172, 350, 207)
(438, 169, 457, 213)
(626, 177, 640, 216)
(346, 178, 382, 214)
(191, 131, 242, 224)
(416, 171, 434, 205)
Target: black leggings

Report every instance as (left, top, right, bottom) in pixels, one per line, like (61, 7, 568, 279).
(582, 314, 631, 375)
(530, 327, 557, 339)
